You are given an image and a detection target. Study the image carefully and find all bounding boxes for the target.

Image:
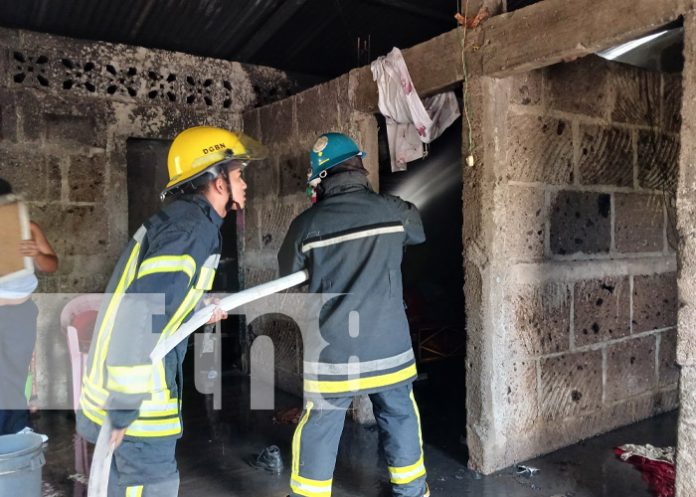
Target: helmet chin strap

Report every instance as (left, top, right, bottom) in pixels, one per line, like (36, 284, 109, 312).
(219, 166, 240, 213)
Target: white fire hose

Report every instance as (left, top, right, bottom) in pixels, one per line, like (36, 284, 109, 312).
(87, 270, 309, 497)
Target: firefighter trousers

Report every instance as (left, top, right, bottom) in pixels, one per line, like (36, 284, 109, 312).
(289, 383, 427, 497)
(106, 438, 180, 497)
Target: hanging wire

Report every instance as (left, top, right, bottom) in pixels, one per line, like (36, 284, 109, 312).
(457, 0, 476, 166)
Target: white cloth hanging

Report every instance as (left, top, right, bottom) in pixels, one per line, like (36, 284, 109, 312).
(371, 47, 460, 172)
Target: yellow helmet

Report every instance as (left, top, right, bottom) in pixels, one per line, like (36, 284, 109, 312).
(162, 126, 267, 198)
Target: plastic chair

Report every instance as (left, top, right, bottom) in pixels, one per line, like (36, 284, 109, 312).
(60, 294, 102, 483)
(60, 294, 101, 412)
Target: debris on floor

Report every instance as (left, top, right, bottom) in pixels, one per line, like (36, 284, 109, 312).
(454, 467, 483, 481)
(248, 445, 284, 474)
(615, 444, 675, 497)
(41, 482, 63, 497)
(67, 473, 89, 485)
(516, 464, 540, 477)
(273, 407, 302, 424)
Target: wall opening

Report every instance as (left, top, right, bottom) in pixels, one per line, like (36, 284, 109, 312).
(378, 114, 467, 460)
(125, 138, 171, 237)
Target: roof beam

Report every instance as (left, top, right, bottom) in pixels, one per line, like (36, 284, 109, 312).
(351, 0, 696, 112)
(236, 0, 308, 61)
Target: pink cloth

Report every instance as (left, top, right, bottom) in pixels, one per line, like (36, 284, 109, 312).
(371, 47, 460, 171)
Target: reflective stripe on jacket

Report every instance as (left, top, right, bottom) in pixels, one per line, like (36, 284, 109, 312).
(278, 172, 425, 397)
(78, 194, 222, 440)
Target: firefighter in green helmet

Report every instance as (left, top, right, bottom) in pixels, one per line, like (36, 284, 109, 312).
(280, 132, 430, 497)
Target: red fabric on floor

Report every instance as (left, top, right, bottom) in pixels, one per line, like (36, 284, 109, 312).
(614, 447, 675, 497)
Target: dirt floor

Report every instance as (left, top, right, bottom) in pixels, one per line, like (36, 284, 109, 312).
(36, 373, 676, 497)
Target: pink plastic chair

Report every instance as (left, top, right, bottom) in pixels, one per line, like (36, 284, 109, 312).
(60, 294, 102, 482)
(60, 294, 102, 412)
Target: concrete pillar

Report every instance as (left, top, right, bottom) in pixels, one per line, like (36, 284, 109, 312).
(348, 111, 380, 192)
(676, 12, 696, 497)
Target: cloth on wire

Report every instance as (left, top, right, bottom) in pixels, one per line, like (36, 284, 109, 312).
(371, 47, 460, 172)
(615, 444, 675, 497)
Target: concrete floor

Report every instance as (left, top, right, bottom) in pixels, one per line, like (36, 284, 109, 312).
(35, 373, 677, 497)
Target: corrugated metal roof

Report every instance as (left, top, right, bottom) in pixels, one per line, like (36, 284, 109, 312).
(0, 0, 461, 78)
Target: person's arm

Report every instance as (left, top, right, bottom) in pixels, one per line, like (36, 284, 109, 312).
(384, 195, 426, 246)
(278, 218, 307, 277)
(21, 222, 58, 273)
(402, 201, 425, 246)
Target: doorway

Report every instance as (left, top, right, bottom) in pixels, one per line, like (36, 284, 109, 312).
(378, 115, 467, 460)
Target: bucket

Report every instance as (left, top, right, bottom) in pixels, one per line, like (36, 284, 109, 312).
(0, 433, 45, 497)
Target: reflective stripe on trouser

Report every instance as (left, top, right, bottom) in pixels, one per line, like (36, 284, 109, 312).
(289, 384, 426, 497)
(125, 486, 143, 497)
(372, 385, 427, 497)
(112, 479, 179, 497)
(289, 397, 351, 497)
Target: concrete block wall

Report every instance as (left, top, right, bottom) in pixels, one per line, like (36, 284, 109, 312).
(242, 75, 379, 395)
(0, 27, 296, 294)
(0, 27, 294, 408)
(465, 55, 680, 473)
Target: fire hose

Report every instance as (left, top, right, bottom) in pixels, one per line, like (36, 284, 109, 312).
(87, 270, 309, 497)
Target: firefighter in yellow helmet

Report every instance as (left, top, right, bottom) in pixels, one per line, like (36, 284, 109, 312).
(77, 126, 266, 497)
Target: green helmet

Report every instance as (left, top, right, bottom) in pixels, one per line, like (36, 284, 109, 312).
(309, 133, 365, 182)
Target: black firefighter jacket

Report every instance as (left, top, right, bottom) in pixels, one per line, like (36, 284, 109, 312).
(77, 194, 222, 442)
(278, 171, 425, 398)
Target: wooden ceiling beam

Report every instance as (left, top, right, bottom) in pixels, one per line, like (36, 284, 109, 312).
(351, 0, 696, 112)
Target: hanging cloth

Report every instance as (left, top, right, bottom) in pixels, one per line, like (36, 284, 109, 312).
(371, 47, 460, 172)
